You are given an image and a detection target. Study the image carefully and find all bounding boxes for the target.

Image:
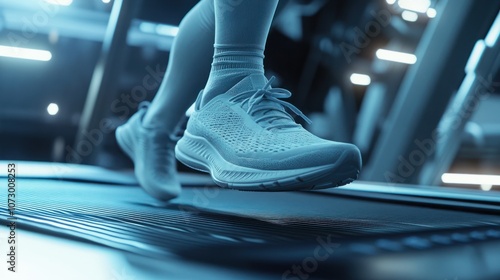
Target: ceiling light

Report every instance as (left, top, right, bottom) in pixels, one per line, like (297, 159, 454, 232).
(139, 22, 179, 37)
(155, 24, 179, 37)
(0, 45, 52, 61)
(47, 103, 59, 116)
(402, 11, 418, 22)
(350, 73, 371, 86)
(376, 49, 417, 64)
(397, 0, 431, 13)
(426, 8, 437, 18)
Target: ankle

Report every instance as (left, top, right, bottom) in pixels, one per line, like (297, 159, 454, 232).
(202, 71, 256, 105)
(142, 111, 172, 131)
(201, 45, 267, 106)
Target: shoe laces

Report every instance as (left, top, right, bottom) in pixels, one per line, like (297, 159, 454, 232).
(229, 77, 312, 131)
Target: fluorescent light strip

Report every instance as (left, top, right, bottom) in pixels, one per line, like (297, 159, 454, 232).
(139, 22, 157, 34)
(485, 11, 500, 47)
(350, 73, 371, 86)
(44, 0, 73, 6)
(155, 24, 179, 37)
(397, 0, 431, 13)
(386, 0, 396, 4)
(442, 173, 500, 186)
(376, 49, 417, 64)
(402, 10, 418, 22)
(139, 22, 179, 37)
(0, 46, 52, 61)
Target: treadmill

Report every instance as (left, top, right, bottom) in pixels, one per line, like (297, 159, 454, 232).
(1, 1, 500, 279)
(0, 162, 499, 280)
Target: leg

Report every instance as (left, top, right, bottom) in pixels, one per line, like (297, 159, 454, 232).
(143, 0, 215, 130)
(116, 0, 216, 200)
(201, 0, 279, 105)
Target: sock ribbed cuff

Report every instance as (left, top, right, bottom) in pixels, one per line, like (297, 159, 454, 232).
(211, 44, 265, 72)
(214, 43, 265, 53)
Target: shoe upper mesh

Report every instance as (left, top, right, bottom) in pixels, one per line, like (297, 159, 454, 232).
(191, 101, 325, 155)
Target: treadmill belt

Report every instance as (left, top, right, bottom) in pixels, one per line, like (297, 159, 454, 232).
(1, 178, 499, 250)
(1, 177, 500, 279)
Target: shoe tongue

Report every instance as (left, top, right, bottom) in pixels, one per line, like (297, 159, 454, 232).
(225, 74, 268, 97)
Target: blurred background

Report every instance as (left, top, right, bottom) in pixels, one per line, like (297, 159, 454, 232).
(0, 0, 499, 192)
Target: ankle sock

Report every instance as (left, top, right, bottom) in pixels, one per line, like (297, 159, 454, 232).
(201, 44, 265, 105)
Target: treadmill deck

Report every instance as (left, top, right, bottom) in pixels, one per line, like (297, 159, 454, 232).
(1, 162, 499, 279)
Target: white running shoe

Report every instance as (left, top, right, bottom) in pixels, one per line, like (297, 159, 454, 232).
(175, 74, 361, 191)
(116, 102, 181, 200)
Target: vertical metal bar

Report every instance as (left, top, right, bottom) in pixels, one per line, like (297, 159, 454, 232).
(74, 0, 140, 165)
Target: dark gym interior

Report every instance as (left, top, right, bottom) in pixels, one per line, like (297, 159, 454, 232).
(1, 0, 500, 279)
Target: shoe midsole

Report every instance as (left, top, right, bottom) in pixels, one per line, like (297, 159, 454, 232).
(175, 131, 346, 184)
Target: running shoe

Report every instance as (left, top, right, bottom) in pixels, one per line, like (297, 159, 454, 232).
(116, 102, 181, 200)
(175, 74, 361, 191)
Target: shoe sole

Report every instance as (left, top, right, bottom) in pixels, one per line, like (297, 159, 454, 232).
(175, 131, 360, 191)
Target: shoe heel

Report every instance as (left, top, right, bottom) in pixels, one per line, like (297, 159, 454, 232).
(115, 126, 135, 161)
